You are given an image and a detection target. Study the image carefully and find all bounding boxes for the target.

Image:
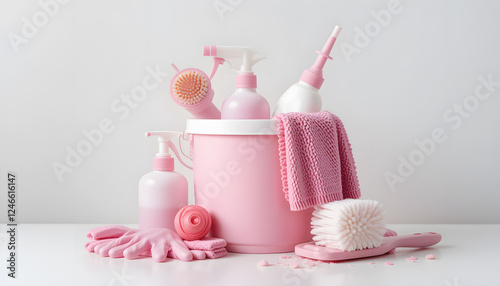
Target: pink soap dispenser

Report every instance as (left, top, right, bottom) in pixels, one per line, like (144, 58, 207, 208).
(138, 131, 190, 231)
(203, 46, 270, 119)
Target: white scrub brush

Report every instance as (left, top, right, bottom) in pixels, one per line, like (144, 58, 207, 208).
(311, 199, 386, 252)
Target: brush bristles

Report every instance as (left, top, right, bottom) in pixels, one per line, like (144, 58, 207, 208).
(311, 199, 386, 252)
(172, 70, 209, 105)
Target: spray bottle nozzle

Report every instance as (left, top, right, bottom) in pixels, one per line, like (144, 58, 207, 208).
(299, 25, 342, 90)
(203, 46, 265, 88)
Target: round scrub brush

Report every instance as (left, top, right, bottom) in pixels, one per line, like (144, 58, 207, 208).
(170, 67, 221, 119)
(311, 199, 386, 252)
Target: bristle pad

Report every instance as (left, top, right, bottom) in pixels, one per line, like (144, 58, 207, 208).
(311, 199, 386, 252)
(172, 70, 209, 105)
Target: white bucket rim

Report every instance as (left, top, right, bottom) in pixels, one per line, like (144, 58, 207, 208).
(186, 119, 278, 135)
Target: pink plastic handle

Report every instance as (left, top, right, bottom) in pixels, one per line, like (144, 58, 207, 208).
(295, 231, 442, 261)
(392, 232, 442, 248)
(188, 101, 221, 119)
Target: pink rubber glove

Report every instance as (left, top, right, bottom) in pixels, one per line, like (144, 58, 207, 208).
(168, 249, 207, 260)
(86, 225, 138, 255)
(86, 238, 115, 253)
(87, 225, 137, 240)
(87, 238, 207, 261)
(137, 249, 207, 260)
(95, 228, 194, 262)
(86, 225, 207, 261)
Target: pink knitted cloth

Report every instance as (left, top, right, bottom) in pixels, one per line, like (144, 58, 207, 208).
(274, 111, 361, 211)
(184, 237, 227, 251)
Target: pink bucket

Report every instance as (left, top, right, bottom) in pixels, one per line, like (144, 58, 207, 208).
(185, 119, 312, 253)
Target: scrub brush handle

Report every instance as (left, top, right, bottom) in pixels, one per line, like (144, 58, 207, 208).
(393, 232, 442, 248)
(189, 102, 221, 119)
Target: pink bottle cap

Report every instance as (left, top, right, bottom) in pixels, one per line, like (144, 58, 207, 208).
(153, 156, 174, 171)
(235, 73, 257, 89)
(174, 205, 212, 240)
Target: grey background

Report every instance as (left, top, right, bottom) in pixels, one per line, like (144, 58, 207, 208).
(1, 0, 499, 224)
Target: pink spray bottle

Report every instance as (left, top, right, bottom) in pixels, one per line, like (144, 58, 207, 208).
(203, 46, 270, 119)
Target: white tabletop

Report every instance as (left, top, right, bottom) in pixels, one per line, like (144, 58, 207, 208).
(0, 224, 498, 286)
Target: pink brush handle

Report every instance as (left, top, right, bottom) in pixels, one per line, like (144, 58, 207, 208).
(390, 232, 442, 248)
(187, 102, 221, 119)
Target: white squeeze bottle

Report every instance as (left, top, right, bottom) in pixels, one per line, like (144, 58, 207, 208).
(273, 26, 342, 115)
(138, 131, 189, 231)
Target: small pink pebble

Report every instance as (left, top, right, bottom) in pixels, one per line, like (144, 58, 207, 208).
(257, 260, 270, 266)
(280, 255, 291, 259)
(425, 254, 436, 260)
(405, 256, 418, 261)
(385, 262, 394, 266)
(368, 262, 376, 265)
(291, 263, 300, 269)
(348, 264, 355, 267)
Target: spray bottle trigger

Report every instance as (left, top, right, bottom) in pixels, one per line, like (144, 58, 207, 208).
(251, 53, 266, 64)
(208, 57, 225, 80)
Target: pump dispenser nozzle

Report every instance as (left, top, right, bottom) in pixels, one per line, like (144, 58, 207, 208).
(146, 131, 192, 171)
